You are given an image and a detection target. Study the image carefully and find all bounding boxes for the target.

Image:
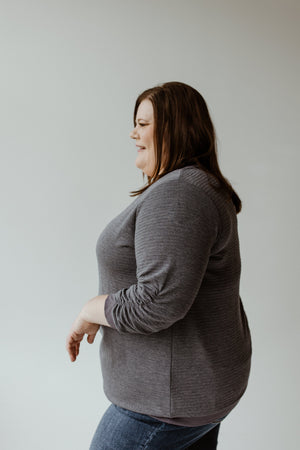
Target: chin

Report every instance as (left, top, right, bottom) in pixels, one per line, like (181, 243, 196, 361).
(135, 159, 145, 171)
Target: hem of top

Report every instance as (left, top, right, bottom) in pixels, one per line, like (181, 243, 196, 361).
(148, 396, 241, 427)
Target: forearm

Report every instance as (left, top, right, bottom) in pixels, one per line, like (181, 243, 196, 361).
(81, 294, 112, 327)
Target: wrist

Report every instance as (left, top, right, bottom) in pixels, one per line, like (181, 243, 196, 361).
(81, 295, 110, 327)
(80, 302, 93, 322)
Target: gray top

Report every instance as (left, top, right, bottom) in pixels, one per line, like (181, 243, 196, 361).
(96, 165, 252, 426)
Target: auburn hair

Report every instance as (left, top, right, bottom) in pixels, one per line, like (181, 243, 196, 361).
(129, 81, 242, 214)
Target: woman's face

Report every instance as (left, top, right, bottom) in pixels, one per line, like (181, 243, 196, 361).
(130, 99, 157, 177)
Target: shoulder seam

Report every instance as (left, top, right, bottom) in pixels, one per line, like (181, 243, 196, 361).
(178, 172, 223, 240)
(135, 177, 180, 216)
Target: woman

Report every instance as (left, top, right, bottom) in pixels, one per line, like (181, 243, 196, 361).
(66, 81, 252, 449)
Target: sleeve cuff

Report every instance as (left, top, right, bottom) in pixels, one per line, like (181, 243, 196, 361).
(104, 294, 118, 329)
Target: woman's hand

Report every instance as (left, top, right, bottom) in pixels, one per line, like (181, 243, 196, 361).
(66, 311, 100, 362)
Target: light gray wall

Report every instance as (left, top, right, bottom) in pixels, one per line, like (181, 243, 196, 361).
(1, 0, 299, 449)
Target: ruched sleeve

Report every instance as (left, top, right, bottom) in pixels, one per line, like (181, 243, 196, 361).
(104, 178, 219, 334)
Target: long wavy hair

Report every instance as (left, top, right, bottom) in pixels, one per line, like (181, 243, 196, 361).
(129, 81, 242, 214)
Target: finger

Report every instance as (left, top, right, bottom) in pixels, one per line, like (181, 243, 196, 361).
(69, 345, 76, 361)
(66, 332, 83, 349)
(87, 333, 96, 344)
(71, 331, 84, 343)
(68, 348, 76, 362)
(66, 336, 78, 362)
(66, 339, 76, 357)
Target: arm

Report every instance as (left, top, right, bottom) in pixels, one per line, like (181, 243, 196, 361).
(104, 179, 220, 334)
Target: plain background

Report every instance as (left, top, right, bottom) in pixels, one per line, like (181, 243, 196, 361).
(1, 0, 299, 449)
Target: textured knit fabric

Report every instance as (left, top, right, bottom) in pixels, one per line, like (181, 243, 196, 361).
(95, 165, 252, 426)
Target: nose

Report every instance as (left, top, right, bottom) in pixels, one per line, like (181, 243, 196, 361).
(129, 127, 138, 139)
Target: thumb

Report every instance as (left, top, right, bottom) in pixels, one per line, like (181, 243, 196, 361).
(87, 333, 96, 344)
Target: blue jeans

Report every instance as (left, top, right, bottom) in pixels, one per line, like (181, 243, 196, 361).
(89, 403, 226, 449)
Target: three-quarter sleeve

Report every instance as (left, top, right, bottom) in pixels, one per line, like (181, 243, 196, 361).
(104, 179, 219, 334)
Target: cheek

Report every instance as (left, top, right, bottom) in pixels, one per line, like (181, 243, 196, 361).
(145, 127, 154, 144)
(144, 132, 151, 145)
